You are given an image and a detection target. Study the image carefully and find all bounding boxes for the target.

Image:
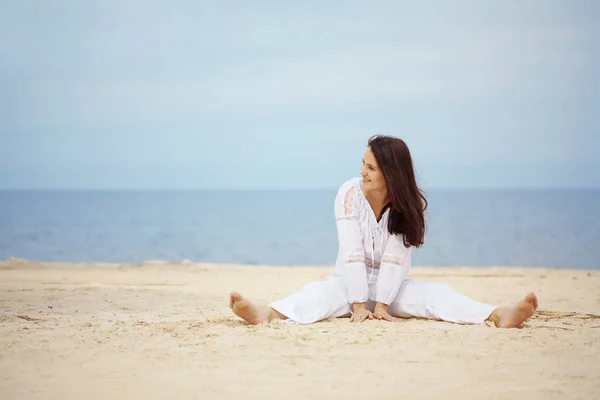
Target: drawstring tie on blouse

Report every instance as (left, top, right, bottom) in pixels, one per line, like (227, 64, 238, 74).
(360, 193, 384, 285)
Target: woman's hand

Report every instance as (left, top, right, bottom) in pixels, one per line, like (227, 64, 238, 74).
(350, 303, 373, 323)
(373, 303, 398, 322)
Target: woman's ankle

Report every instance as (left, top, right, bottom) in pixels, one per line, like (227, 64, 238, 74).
(267, 306, 287, 321)
(486, 308, 499, 326)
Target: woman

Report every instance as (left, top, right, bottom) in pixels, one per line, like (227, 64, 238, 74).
(229, 135, 538, 327)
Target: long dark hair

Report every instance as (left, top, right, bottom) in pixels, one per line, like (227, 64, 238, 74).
(368, 135, 427, 247)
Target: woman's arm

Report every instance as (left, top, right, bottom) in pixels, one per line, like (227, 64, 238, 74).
(375, 233, 411, 306)
(334, 185, 369, 307)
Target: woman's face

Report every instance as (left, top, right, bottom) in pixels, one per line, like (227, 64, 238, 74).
(360, 146, 386, 192)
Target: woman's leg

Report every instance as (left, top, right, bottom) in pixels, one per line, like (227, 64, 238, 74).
(230, 279, 351, 325)
(387, 278, 538, 327)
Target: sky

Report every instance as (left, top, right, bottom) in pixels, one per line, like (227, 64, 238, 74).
(1, 1, 598, 190)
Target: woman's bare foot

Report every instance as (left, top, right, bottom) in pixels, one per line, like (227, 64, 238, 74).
(229, 292, 273, 325)
(487, 292, 538, 328)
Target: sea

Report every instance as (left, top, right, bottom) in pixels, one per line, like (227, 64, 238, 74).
(0, 189, 598, 270)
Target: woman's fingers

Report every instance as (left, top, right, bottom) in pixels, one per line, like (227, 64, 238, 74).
(350, 311, 373, 322)
(372, 311, 398, 322)
(384, 314, 399, 322)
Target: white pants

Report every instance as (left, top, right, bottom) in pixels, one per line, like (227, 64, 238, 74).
(269, 278, 496, 324)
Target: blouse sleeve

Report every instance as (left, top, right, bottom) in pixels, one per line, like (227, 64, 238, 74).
(375, 233, 411, 305)
(334, 184, 369, 304)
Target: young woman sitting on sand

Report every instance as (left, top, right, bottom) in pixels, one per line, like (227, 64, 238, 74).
(230, 135, 538, 327)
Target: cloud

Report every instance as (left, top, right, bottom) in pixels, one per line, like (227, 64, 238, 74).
(0, 0, 598, 189)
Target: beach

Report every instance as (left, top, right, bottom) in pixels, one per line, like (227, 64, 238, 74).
(1, 258, 599, 400)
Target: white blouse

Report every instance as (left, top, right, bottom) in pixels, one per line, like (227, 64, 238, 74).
(330, 177, 412, 305)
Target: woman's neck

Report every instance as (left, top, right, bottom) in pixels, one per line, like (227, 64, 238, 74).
(361, 185, 390, 221)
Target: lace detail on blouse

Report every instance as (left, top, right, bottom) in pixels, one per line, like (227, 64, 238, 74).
(341, 186, 360, 218)
(365, 257, 380, 270)
(346, 255, 380, 269)
(381, 254, 406, 266)
(335, 185, 367, 266)
(346, 254, 365, 264)
(337, 216, 359, 221)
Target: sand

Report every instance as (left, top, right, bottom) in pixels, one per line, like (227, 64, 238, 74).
(1, 258, 599, 400)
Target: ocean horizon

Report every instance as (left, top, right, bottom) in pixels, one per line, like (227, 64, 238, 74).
(1, 188, 598, 270)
